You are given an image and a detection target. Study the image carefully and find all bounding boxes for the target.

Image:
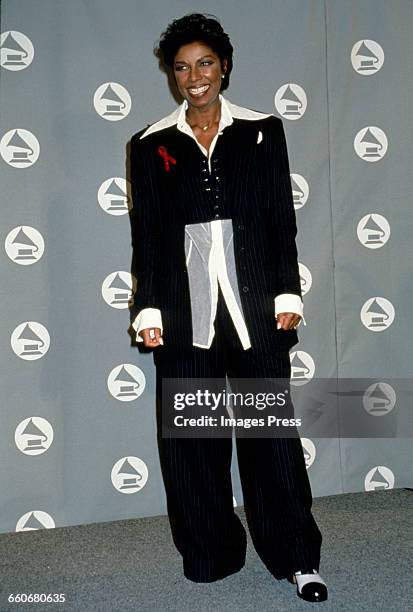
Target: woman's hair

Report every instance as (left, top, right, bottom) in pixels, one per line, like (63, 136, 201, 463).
(157, 13, 234, 91)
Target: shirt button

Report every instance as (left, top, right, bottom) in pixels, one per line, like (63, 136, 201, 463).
(214, 205, 219, 210)
(242, 286, 249, 292)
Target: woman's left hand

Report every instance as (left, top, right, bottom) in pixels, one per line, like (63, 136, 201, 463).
(276, 312, 301, 330)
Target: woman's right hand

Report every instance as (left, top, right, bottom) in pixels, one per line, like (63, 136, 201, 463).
(138, 327, 163, 348)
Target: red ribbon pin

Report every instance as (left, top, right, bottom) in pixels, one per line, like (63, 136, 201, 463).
(157, 146, 176, 172)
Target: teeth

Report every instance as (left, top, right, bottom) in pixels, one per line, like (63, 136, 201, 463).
(189, 85, 209, 94)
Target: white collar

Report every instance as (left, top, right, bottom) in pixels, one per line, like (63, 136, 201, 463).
(139, 94, 271, 139)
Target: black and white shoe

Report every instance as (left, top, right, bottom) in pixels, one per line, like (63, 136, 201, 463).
(291, 569, 328, 602)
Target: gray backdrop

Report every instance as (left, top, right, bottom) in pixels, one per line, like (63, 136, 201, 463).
(1, 0, 412, 534)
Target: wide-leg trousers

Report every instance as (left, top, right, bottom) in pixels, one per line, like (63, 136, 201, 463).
(154, 286, 322, 583)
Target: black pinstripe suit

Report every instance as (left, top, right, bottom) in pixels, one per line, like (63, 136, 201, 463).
(130, 114, 301, 353)
(130, 111, 322, 582)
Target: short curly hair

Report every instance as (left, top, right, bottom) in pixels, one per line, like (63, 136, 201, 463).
(157, 13, 234, 91)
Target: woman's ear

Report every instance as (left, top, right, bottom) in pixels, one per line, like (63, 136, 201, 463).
(221, 58, 228, 75)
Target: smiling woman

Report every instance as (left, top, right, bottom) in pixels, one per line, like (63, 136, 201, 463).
(129, 12, 327, 603)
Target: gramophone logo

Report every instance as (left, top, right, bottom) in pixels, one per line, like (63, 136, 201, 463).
(93, 82, 131, 121)
(0, 31, 34, 71)
(274, 83, 307, 120)
(111, 456, 148, 494)
(0, 129, 40, 167)
(351, 40, 384, 75)
(15, 417, 54, 455)
(299, 263, 312, 296)
(290, 173, 309, 210)
(11, 322, 50, 360)
(363, 382, 396, 416)
(364, 466, 394, 491)
(360, 297, 395, 331)
(354, 127, 388, 162)
(107, 364, 146, 402)
(5, 226, 45, 264)
(16, 511, 55, 532)
(98, 178, 132, 215)
(301, 438, 316, 469)
(357, 214, 390, 249)
(290, 351, 315, 386)
(102, 271, 136, 309)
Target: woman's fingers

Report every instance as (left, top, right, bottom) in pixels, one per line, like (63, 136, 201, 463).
(139, 327, 163, 347)
(276, 312, 302, 330)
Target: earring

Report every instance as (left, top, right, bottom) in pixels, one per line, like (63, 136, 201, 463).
(221, 75, 225, 79)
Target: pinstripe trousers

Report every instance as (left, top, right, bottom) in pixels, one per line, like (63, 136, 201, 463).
(154, 286, 322, 583)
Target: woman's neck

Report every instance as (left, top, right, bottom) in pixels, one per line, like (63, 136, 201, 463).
(185, 97, 221, 130)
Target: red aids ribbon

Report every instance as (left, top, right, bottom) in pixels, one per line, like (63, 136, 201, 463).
(157, 146, 176, 172)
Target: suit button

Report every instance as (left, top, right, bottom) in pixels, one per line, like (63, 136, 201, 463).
(242, 286, 249, 292)
(240, 246, 245, 252)
(214, 205, 219, 210)
(214, 213, 220, 219)
(238, 224, 244, 230)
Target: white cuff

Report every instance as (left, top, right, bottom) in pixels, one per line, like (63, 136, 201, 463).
(274, 293, 306, 327)
(132, 308, 163, 342)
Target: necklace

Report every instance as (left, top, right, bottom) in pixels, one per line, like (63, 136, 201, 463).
(187, 113, 220, 133)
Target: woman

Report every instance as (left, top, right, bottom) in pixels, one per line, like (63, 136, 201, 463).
(130, 13, 328, 603)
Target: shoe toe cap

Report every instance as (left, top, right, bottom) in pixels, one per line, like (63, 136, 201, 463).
(299, 582, 328, 602)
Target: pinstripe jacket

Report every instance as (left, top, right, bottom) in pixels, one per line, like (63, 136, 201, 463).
(130, 98, 302, 354)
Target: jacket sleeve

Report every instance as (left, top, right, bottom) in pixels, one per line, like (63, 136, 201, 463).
(130, 133, 162, 322)
(268, 116, 303, 300)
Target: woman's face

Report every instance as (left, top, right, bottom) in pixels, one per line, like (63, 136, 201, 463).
(173, 41, 227, 110)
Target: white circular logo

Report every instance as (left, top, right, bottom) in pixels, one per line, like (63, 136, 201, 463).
(360, 297, 395, 331)
(301, 438, 316, 469)
(93, 83, 131, 121)
(107, 364, 146, 402)
(5, 226, 45, 264)
(101, 271, 135, 309)
(354, 127, 388, 162)
(364, 466, 394, 491)
(351, 40, 384, 75)
(290, 351, 315, 386)
(1, 31, 34, 71)
(363, 382, 396, 416)
(274, 83, 307, 120)
(0, 129, 40, 167)
(15, 417, 54, 455)
(11, 322, 50, 360)
(111, 457, 148, 493)
(98, 178, 132, 215)
(299, 262, 312, 296)
(290, 173, 309, 210)
(16, 511, 55, 532)
(357, 214, 390, 249)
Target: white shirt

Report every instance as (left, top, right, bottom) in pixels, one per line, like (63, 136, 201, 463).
(131, 95, 304, 349)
